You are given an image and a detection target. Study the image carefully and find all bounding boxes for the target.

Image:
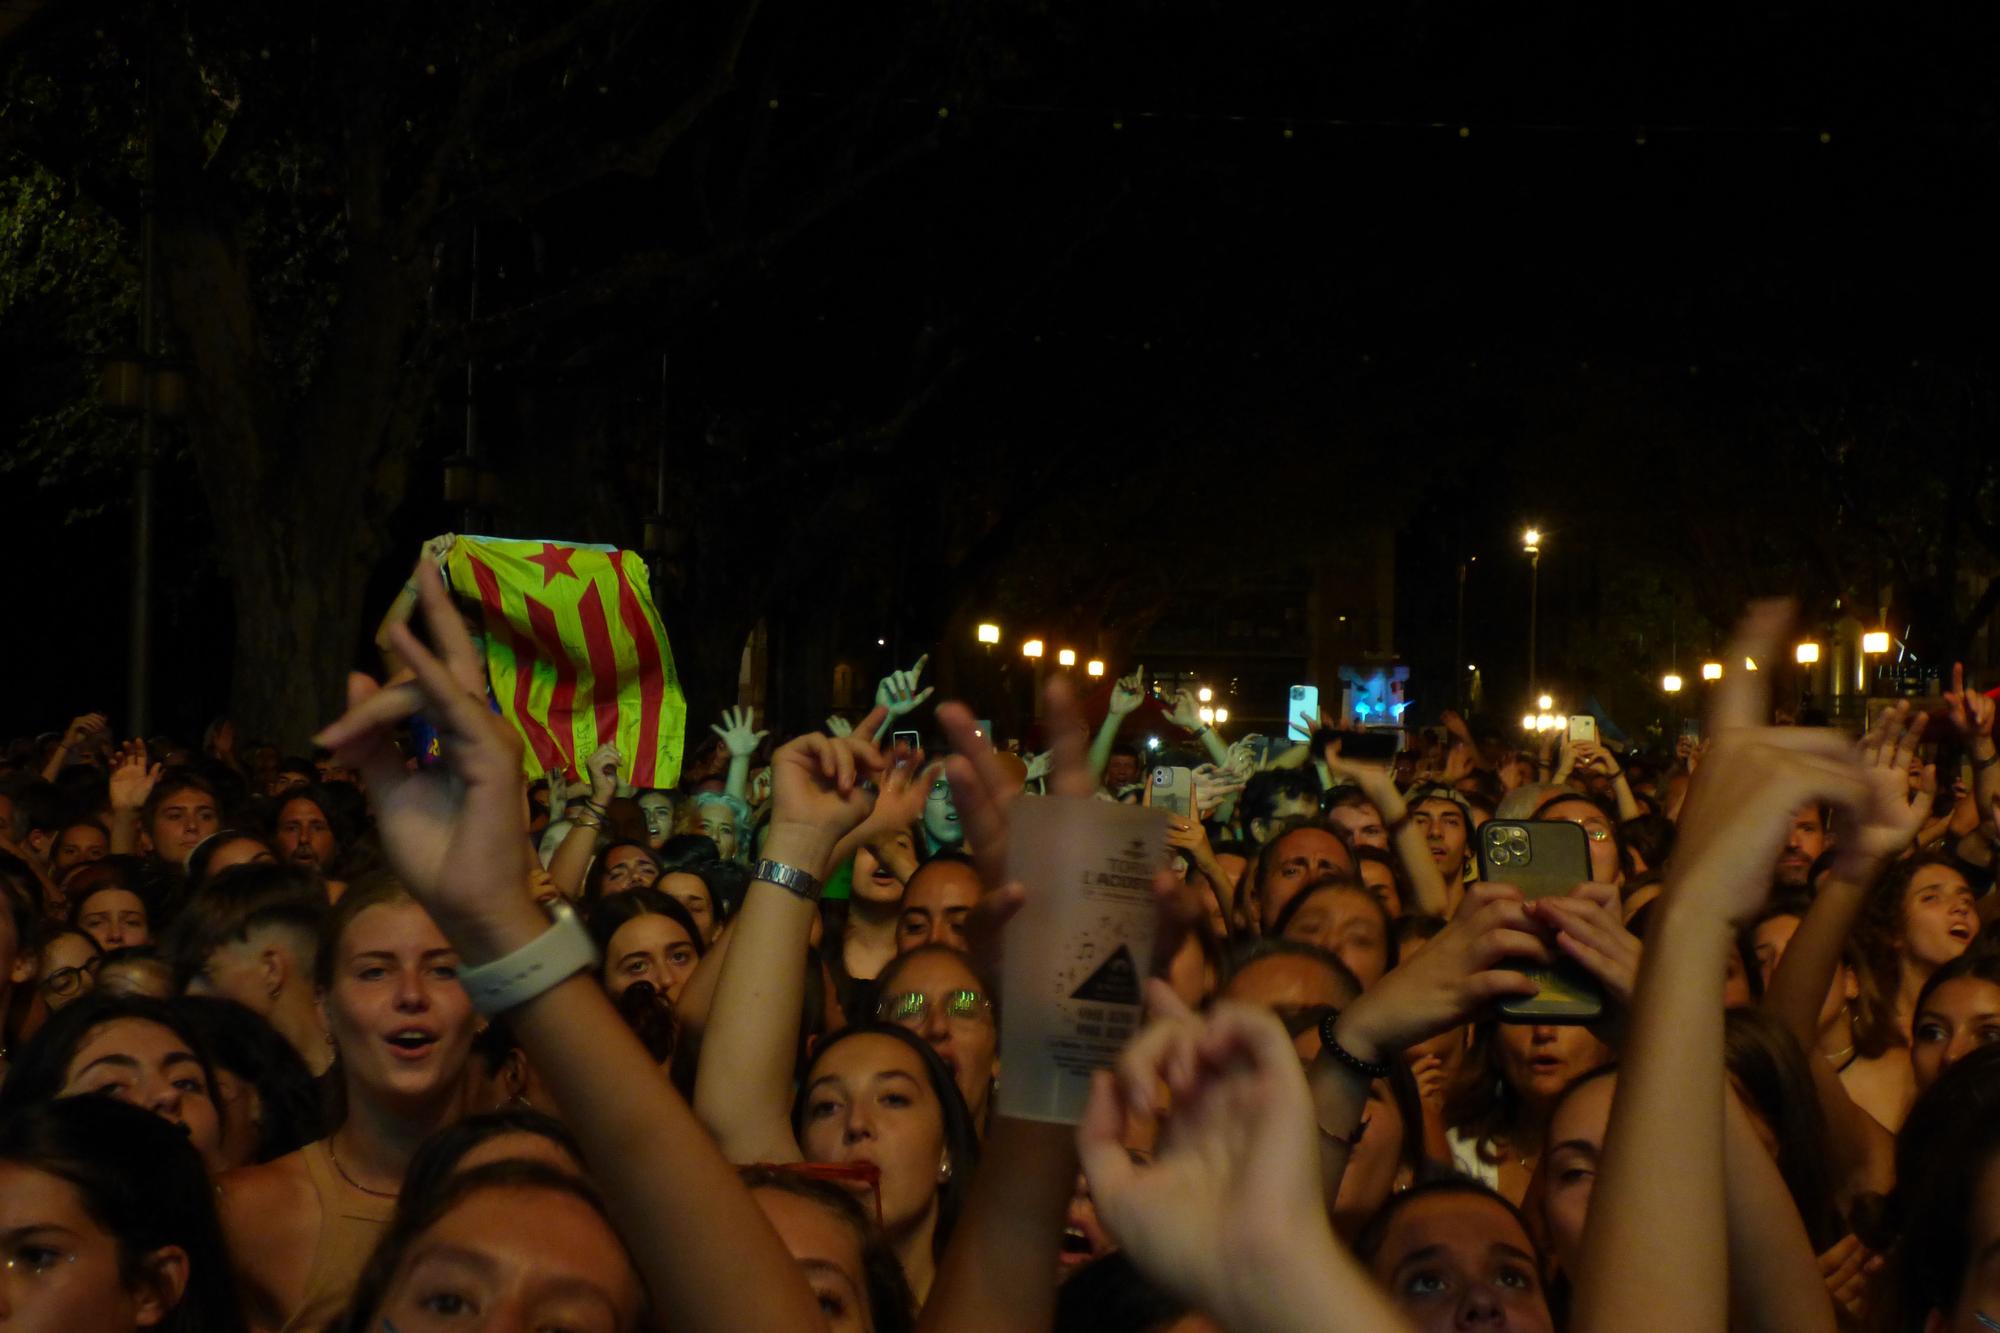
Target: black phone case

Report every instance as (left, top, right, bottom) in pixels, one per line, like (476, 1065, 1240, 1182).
(1475, 819, 1604, 1023)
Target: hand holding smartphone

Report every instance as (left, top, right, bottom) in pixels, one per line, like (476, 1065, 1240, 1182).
(1475, 820, 1603, 1023)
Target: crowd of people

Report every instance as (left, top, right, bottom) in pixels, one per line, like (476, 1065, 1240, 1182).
(1, 568, 1998, 1333)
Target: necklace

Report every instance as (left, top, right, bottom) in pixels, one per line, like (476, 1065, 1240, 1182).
(325, 1137, 399, 1200)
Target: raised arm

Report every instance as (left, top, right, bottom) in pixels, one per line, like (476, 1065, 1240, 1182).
(315, 558, 824, 1333)
(692, 706, 890, 1164)
(105, 739, 159, 855)
(871, 655, 935, 744)
(918, 680, 1094, 1333)
(1573, 741, 1643, 823)
(546, 745, 618, 899)
(1164, 689, 1232, 767)
(1081, 990, 1413, 1333)
(1087, 666, 1144, 784)
(41, 713, 107, 782)
(1569, 601, 1872, 1333)
(1721, 1091, 1839, 1333)
(1324, 746, 1449, 916)
(713, 706, 769, 806)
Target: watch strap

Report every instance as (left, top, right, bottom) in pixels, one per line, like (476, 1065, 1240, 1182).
(754, 858, 824, 903)
(457, 900, 598, 1016)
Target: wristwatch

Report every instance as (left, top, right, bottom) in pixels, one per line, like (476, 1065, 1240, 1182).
(1318, 1010, 1393, 1081)
(456, 898, 599, 1016)
(754, 858, 824, 904)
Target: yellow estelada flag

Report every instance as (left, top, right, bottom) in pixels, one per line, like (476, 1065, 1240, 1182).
(444, 536, 685, 787)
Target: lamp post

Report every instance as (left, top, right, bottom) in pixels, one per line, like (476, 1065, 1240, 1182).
(1522, 528, 1542, 709)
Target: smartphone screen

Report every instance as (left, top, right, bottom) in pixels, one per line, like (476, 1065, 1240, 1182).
(1287, 685, 1319, 743)
(1567, 714, 1598, 745)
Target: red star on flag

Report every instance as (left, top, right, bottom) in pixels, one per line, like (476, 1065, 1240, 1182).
(525, 542, 579, 586)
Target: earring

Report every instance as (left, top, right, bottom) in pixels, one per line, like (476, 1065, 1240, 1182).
(938, 1153, 952, 1184)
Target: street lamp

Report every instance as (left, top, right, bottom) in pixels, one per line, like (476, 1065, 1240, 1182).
(1086, 659, 1105, 677)
(976, 623, 1001, 645)
(1522, 526, 1543, 710)
(1702, 661, 1723, 681)
(1057, 648, 1077, 667)
(1022, 639, 1044, 659)
(1197, 686, 1213, 703)
(1537, 694, 1553, 711)
(1521, 713, 1538, 731)
(1214, 707, 1229, 723)
(1796, 642, 1821, 665)
(1862, 631, 1890, 655)
(1198, 706, 1216, 725)
(1663, 673, 1683, 693)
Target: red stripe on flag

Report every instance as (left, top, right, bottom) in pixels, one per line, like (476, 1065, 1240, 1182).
(576, 580, 623, 761)
(467, 554, 568, 776)
(524, 595, 580, 776)
(613, 556, 665, 787)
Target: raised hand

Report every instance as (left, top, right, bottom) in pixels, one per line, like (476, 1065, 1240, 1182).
(1672, 602, 1873, 924)
(108, 740, 161, 813)
(873, 655, 935, 720)
(711, 706, 768, 760)
(1108, 666, 1145, 718)
(1165, 689, 1206, 732)
(1941, 662, 1997, 745)
(1079, 985, 1340, 1322)
(1527, 882, 1643, 1010)
(585, 743, 623, 803)
(830, 746, 933, 869)
(1571, 739, 1621, 776)
(825, 715, 854, 739)
(1836, 702, 1930, 878)
(314, 560, 533, 948)
(1331, 883, 1548, 1063)
(762, 706, 890, 878)
(1023, 750, 1053, 785)
(1191, 763, 1245, 820)
(62, 713, 109, 751)
(1441, 740, 1477, 784)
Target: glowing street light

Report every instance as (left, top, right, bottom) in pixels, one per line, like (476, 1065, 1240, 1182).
(1022, 639, 1044, 659)
(1663, 673, 1683, 693)
(1701, 661, 1723, 681)
(1057, 648, 1077, 667)
(1522, 527, 1542, 555)
(1537, 694, 1553, 711)
(1198, 706, 1216, 725)
(1536, 712, 1556, 731)
(976, 623, 1000, 645)
(1862, 631, 1890, 654)
(1523, 526, 1543, 703)
(1522, 713, 1538, 731)
(1086, 659, 1105, 677)
(1744, 658, 1759, 672)
(1197, 686, 1213, 703)
(1795, 642, 1820, 665)
(1213, 707, 1229, 723)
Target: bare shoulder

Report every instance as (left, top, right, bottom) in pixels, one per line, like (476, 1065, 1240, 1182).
(217, 1149, 316, 1223)
(218, 1149, 321, 1329)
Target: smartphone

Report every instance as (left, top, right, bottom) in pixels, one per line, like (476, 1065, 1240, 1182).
(1567, 714, 1598, 745)
(1679, 718, 1701, 744)
(1339, 729, 1401, 763)
(1475, 820, 1603, 1023)
(1145, 766, 1195, 819)
(1287, 685, 1319, 742)
(892, 729, 921, 751)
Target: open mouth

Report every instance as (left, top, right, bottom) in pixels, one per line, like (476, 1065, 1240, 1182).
(385, 1028, 439, 1060)
(1059, 1227, 1095, 1263)
(1949, 922, 1974, 942)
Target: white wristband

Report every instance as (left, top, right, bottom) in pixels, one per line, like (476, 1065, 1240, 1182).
(456, 900, 599, 1016)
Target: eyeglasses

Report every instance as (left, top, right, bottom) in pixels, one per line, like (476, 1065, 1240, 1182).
(876, 989, 993, 1026)
(41, 959, 100, 997)
(1578, 826, 1611, 842)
